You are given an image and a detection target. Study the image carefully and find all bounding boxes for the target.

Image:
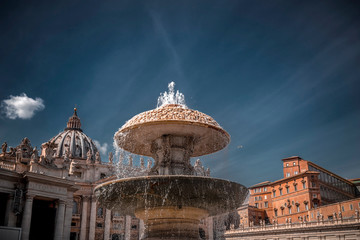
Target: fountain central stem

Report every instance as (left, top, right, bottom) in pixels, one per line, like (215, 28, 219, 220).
(135, 207, 208, 240)
(149, 135, 195, 175)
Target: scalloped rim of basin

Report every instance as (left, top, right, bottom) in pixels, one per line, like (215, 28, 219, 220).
(94, 175, 248, 216)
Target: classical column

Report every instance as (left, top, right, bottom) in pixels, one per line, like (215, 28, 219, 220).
(125, 215, 132, 240)
(5, 193, 16, 227)
(88, 198, 97, 240)
(63, 201, 74, 240)
(138, 220, 144, 240)
(103, 209, 111, 240)
(206, 217, 214, 240)
(21, 194, 34, 240)
(54, 200, 66, 240)
(80, 196, 89, 240)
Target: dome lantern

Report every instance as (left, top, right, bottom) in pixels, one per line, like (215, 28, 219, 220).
(65, 108, 82, 131)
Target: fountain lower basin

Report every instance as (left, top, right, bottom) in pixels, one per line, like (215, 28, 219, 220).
(95, 175, 248, 239)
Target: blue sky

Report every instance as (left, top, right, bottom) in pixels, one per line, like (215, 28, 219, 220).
(0, 0, 359, 187)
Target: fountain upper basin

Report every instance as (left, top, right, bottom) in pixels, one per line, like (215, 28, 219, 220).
(115, 104, 230, 157)
(94, 175, 248, 216)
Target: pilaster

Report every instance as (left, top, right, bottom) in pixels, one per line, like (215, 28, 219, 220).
(54, 200, 66, 240)
(80, 196, 89, 240)
(4, 193, 17, 227)
(63, 200, 73, 240)
(138, 220, 145, 240)
(103, 209, 111, 240)
(21, 194, 35, 240)
(125, 215, 132, 240)
(88, 197, 97, 240)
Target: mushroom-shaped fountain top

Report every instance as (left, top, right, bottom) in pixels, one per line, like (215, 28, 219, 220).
(114, 103, 230, 157)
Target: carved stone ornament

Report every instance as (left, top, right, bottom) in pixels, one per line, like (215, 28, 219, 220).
(17, 137, 33, 158)
(2, 142, 7, 154)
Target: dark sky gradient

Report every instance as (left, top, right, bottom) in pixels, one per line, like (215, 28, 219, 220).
(1, 0, 359, 187)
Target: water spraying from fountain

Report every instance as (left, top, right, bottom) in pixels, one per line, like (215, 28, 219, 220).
(96, 82, 248, 239)
(157, 81, 186, 108)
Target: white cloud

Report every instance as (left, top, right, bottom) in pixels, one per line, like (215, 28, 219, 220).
(94, 140, 108, 156)
(1, 93, 45, 119)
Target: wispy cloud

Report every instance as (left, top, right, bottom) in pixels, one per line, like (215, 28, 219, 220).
(94, 140, 108, 155)
(149, 10, 184, 78)
(1, 93, 45, 119)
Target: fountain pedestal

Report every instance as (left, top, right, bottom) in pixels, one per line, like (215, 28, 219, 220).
(136, 207, 208, 240)
(150, 135, 194, 175)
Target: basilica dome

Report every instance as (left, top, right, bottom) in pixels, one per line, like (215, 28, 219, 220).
(48, 108, 99, 160)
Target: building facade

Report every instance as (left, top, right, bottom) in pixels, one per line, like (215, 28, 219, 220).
(224, 156, 360, 239)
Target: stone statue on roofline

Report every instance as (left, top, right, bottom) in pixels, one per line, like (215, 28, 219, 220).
(194, 159, 206, 176)
(95, 152, 100, 163)
(15, 148, 22, 163)
(147, 158, 152, 170)
(206, 168, 210, 176)
(140, 156, 145, 169)
(9, 147, 16, 157)
(30, 147, 39, 163)
(109, 152, 113, 164)
(2, 142, 7, 154)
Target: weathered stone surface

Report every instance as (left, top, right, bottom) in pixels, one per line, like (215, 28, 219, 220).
(115, 104, 230, 157)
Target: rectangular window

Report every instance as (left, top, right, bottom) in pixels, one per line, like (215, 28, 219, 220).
(275, 210, 278, 217)
(303, 182, 306, 189)
(294, 185, 298, 191)
(255, 203, 259, 208)
(264, 195, 267, 200)
(264, 187, 267, 192)
(350, 204, 353, 210)
(286, 173, 290, 177)
(273, 191, 276, 197)
(312, 182, 316, 187)
(264, 202, 268, 208)
(341, 206, 345, 212)
(293, 162, 296, 166)
(255, 197, 258, 201)
(294, 171, 298, 175)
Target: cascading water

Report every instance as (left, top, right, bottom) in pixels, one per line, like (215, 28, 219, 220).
(95, 82, 248, 240)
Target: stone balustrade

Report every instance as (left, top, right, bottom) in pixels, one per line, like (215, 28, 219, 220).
(225, 217, 360, 240)
(0, 161, 16, 171)
(228, 217, 360, 233)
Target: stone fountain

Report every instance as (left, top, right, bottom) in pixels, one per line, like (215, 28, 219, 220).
(95, 82, 248, 239)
